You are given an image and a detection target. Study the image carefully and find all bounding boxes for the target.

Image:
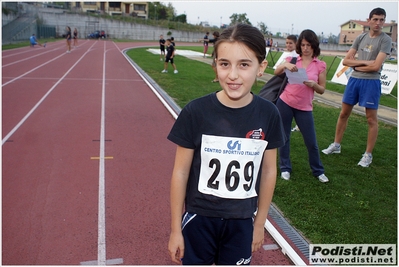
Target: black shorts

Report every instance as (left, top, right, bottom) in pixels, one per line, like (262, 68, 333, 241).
(165, 56, 174, 64)
(160, 46, 165, 52)
(181, 212, 253, 265)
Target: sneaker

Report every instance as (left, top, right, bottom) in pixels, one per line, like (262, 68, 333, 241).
(322, 143, 341, 155)
(291, 125, 300, 132)
(358, 153, 372, 167)
(43, 42, 47, 48)
(160, 58, 163, 61)
(281, 171, 290, 180)
(317, 174, 329, 183)
(161, 70, 168, 73)
(174, 70, 178, 74)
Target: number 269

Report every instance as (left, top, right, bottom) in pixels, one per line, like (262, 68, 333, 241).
(207, 158, 254, 192)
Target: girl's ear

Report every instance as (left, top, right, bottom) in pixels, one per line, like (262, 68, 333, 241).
(259, 60, 268, 74)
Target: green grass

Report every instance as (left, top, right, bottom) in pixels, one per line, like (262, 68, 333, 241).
(127, 47, 397, 244)
(2, 38, 59, 50)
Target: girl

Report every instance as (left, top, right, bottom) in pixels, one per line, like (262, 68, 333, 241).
(274, 29, 329, 183)
(73, 28, 78, 47)
(66, 26, 72, 53)
(167, 23, 285, 265)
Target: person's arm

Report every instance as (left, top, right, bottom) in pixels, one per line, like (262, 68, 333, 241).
(342, 47, 380, 70)
(168, 145, 194, 264)
(171, 47, 176, 58)
(274, 61, 297, 75)
(304, 69, 326, 95)
(353, 52, 388, 73)
(252, 148, 277, 252)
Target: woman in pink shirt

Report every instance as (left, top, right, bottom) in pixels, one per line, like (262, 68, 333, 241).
(274, 29, 329, 183)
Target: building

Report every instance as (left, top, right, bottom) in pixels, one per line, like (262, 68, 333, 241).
(339, 19, 397, 45)
(70, 2, 148, 18)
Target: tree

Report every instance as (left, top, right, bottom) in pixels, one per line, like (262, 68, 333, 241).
(229, 13, 252, 25)
(148, 2, 175, 20)
(257, 22, 272, 36)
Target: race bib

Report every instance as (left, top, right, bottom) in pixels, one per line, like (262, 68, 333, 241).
(199, 134, 268, 199)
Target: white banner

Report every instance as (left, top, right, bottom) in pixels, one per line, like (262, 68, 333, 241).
(331, 59, 397, 95)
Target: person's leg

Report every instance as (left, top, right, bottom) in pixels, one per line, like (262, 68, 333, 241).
(295, 110, 324, 176)
(364, 108, 378, 154)
(217, 218, 253, 265)
(203, 45, 208, 57)
(276, 99, 294, 174)
(182, 213, 218, 265)
(334, 102, 354, 144)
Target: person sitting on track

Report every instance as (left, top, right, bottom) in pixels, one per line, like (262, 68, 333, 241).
(30, 34, 46, 48)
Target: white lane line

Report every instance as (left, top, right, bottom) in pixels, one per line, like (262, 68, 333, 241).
(97, 40, 107, 266)
(2, 48, 63, 67)
(2, 41, 97, 145)
(2, 53, 66, 87)
(118, 45, 179, 120)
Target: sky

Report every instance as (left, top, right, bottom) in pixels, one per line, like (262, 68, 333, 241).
(164, 1, 398, 36)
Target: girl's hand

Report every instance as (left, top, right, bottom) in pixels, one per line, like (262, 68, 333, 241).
(168, 232, 184, 264)
(252, 224, 265, 252)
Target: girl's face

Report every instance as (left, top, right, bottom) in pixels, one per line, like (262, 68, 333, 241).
(216, 42, 267, 108)
(300, 39, 314, 57)
(285, 39, 296, 52)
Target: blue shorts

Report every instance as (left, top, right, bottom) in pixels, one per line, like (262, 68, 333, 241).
(181, 212, 253, 265)
(342, 77, 381, 109)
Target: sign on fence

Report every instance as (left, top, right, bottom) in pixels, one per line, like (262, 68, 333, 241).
(331, 59, 397, 95)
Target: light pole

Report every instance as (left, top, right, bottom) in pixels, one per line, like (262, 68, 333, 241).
(154, 4, 157, 21)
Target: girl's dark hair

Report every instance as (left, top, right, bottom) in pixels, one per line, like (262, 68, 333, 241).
(296, 29, 320, 58)
(214, 23, 266, 63)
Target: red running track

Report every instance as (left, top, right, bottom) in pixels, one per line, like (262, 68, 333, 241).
(2, 40, 294, 265)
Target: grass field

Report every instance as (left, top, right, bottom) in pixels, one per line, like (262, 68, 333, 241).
(127, 47, 397, 245)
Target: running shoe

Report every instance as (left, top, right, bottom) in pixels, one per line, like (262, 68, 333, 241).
(281, 171, 290, 180)
(291, 125, 300, 132)
(322, 143, 341, 154)
(174, 70, 178, 74)
(317, 174, 329, 183)
(161, 70, 168, 73)
(358, 153, 372, 167)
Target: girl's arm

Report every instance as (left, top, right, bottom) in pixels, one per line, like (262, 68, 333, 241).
(252, 148, 277, 252)
(168, 145, 194, 264)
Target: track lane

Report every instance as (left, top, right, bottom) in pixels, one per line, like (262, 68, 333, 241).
(2, 41, 106, 264)
(2, 40, 296, 265)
